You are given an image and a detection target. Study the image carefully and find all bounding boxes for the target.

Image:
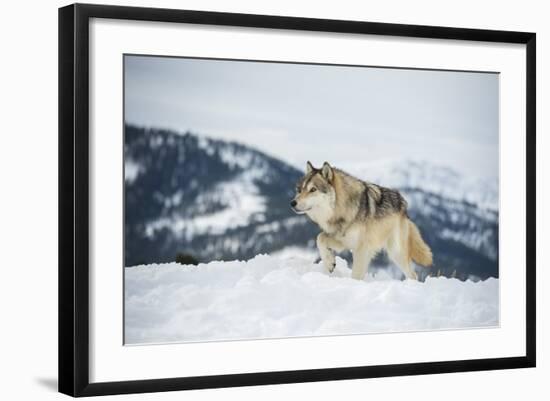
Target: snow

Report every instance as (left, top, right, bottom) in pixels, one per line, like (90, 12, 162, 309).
(124, 158, 143, 183)
(440, 228, 497, 261)
(125, 255, 499, 344)
(197, 134, 272, 180)
(197, 135, 215, 156)
(149, 134, 164, 149)
(271, 246, 319, 263)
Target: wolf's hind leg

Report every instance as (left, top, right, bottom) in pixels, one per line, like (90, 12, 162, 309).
(392, 255, 417, 281)
(317, 233, 344, 273)
(387, 238, 417, 280)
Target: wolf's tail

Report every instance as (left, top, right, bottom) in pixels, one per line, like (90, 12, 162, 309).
(408, 220, 433, 267)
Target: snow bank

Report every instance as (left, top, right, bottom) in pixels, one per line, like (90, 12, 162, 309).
(124, 255, 499, 344)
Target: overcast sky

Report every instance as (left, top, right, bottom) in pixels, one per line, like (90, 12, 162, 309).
(124, 55, 499, 178)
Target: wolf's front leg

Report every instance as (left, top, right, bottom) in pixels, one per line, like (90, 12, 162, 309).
(317, 232, 335, 272)
(351, 246, 373, 280)
(317, 232, 344, 273)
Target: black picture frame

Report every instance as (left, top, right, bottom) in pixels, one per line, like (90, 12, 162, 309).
(59, 3, 536, 397)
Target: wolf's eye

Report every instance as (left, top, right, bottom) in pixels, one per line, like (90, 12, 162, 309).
(309, 187, 317, 193)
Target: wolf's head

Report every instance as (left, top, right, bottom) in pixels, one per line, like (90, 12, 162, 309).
(291, 161, 336, 217)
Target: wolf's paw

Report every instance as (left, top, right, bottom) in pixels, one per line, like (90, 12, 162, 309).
(327, 262, 336, 273)
(351, 271, 366, 281)
(322, 254, 336, 273)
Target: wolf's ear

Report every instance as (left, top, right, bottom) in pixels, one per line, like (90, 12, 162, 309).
(321, 162, 334, 181)
(306, 161, 315, 174)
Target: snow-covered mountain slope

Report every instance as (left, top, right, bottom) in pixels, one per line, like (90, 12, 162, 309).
(125, 255, 499, 344)
(124, 125, 315, 266)
(338, 159, 498, 212)
(124, 125, 499, 280)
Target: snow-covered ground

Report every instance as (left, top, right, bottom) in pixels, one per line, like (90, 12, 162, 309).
(125, 255, 499, 345)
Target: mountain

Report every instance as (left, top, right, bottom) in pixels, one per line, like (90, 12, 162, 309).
(124, 125, 499, 280)
(124, 125, 316, 267)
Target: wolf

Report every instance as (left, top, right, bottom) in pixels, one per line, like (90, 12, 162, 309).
(291, 161, 432, 280)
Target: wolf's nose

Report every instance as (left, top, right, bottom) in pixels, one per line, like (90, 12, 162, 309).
(290, 200, 297, 208)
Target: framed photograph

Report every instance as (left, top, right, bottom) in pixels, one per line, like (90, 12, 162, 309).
(59, 3, 536, 397)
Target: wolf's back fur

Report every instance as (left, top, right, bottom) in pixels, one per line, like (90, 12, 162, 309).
(292, 162, 433, 280)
